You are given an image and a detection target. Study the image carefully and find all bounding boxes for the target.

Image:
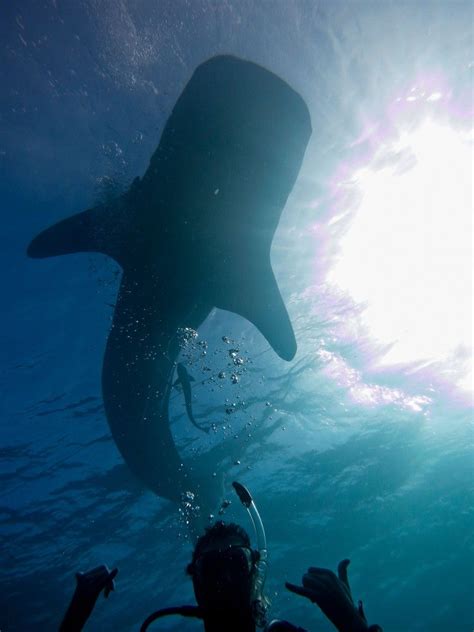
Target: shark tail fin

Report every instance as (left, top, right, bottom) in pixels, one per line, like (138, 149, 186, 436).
(27, 204, 125, 265)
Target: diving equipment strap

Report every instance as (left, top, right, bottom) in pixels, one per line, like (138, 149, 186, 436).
(140, 605, 202, 631)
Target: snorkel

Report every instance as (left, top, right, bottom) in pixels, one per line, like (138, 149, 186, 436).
(140, 480, 268, 631)
(232, 481, 268, 627)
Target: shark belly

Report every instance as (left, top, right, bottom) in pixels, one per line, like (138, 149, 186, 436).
(102, 272, 212, 503)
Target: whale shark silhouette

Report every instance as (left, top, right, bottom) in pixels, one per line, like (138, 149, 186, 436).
(27, 55, 312, 512)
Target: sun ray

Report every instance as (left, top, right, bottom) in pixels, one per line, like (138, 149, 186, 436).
(328, 119, 472, 391)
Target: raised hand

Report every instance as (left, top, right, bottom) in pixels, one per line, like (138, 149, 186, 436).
(286, 559, 382, 632)
(60, 565, 118, 632)
(75, 565, 118, 600)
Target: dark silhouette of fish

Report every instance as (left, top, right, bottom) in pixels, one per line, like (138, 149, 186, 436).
(27, 55, 312, 511)
(173, 362, 208, 433)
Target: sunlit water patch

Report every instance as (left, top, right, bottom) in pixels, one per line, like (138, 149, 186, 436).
(326, 90, 472, 396)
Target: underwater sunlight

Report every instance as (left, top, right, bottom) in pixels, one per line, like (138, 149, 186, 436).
(328, 116, 472, 394)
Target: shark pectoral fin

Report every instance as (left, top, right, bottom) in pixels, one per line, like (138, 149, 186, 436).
(219, 263, 297, 361)
(189, 375, 196, 382)
(27, 204, 123, 264)
(173, 379, 180, 388)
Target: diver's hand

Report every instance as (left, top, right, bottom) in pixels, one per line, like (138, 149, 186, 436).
(75, 565, 118, 600)
(286, 560, 382, 632)
(59, 566, 118, 631)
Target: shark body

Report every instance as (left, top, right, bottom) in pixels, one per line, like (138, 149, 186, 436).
(27, 55, 312, 509)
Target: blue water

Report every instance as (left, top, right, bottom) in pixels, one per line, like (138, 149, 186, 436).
(1, 2, 472, 631)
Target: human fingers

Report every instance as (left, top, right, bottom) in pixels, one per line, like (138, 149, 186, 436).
(104, 568, 118, 598)
(337, 559, 350, 585)
(285, 582, 315, 601)
(337, 559, 356, 603)
(303, 568, 338, 590)
(306, 567, 337, 580)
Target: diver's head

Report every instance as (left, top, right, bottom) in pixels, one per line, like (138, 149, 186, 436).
(187, 521, 262, 630)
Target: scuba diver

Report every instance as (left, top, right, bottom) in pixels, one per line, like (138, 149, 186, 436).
(60, 482, 383, 632)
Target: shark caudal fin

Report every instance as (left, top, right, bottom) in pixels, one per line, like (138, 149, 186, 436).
(27, 203, 126, 265)
(218, 261, 297, 361)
